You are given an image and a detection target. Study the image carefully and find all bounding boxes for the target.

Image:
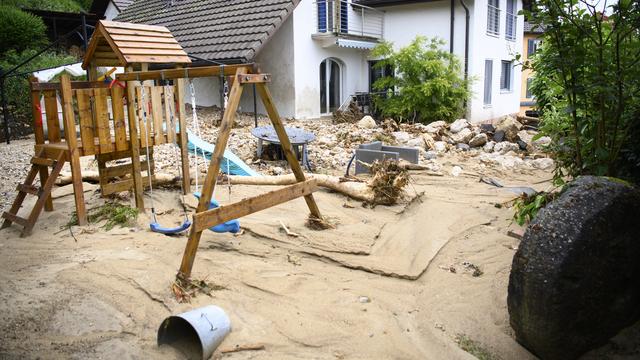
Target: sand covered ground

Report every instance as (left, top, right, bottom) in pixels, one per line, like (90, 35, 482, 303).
(0, 144, 560, 360)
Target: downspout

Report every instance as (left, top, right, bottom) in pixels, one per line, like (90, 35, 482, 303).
(459, 0, 470, 114)
(450, 0, 455, 54)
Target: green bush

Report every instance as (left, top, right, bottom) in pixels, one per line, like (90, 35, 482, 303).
(370, 36, 472, 124)
(527, 0, 640, 184)
(0, 5, 47, 55)
(2, 0, 85, 12)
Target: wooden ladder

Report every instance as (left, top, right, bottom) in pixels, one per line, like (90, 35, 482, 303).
(1, 149, 65, 237)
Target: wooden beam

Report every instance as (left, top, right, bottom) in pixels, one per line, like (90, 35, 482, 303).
(238, 73, 271, 84)
(256, 83, 323, 220)
(174, 69, 190, 195)
(59, 75, 87, 225)
(125, 66, 145, 211)
(116, 64, 254, 82)
(31, 81, 111, 91)
(178, 67, 247, 279)
(29, 78, 52, 212)
(193, 179, 318, 233)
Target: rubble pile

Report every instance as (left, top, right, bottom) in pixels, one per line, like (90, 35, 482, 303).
(149, 107, 554, 176)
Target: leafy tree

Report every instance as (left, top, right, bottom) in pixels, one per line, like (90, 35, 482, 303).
(0, 5, 47, 55)
(2, 0, 85, 12)
(371, 36, 471, 124)
(526, 0, 640, 184)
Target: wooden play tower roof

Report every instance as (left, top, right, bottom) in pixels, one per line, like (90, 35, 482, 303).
(82, 20, 191, 69)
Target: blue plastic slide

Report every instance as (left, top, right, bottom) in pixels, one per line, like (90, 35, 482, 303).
(186, 129, 260, 177)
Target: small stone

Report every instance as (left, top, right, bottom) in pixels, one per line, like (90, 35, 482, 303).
(422, 133, 435, 150)
(532, 158, 555, 170)
(480, 123, 496, 134)
(495, 116, 523, 142)
(425, 120, 447, 134)
(483, 141, 496, 153)
(357, 116, 377, 129)
(424, 151, 438, 160)
(433, 141, 448, 153)
(272, 166, 284, 175)
(493, 130, 506, 142)
(451, 166, 463, 177)
(517, 140, 528, 150)
(469, 133, 488, 147)
(392, 131, 412, 144)
(451, 128, 474, 144)
(456, 143, 470, 151)
(358, 296, 371, 303)
(449, 119, 470, 133)
(494, 142, 520, 154)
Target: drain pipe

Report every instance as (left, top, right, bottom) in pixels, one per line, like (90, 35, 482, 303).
(449, 0, 455, 54)
(459, 0, 470, 81)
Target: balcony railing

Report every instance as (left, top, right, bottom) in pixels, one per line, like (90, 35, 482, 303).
(313, 0, 384, 39)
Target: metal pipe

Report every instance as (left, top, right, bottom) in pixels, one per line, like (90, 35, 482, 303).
(253, 83, 258, 127)
(450, 0, 455, 54)
(460, 0, 470, 80)
(81, 14, 89, 79)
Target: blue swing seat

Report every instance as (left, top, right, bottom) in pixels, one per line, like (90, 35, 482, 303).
(150, 219, 192, 235)
(193, 192, 241, 234)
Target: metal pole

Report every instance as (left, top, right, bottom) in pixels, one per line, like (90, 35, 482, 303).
(1, 73, 10, 144)
(253, 83, 258, 128)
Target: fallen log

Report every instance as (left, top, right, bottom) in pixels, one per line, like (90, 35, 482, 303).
(56, 171, 179, 187)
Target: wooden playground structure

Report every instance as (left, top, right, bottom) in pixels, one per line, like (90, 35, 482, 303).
(1, 20, 322, 279)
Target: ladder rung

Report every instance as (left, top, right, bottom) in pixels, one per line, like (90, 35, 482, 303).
(2, 212, 29, 227)
(31, 157, 55, 167)
(16, 184, 39, 195)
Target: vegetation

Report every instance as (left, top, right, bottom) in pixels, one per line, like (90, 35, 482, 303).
(512, 191, 558, 226)
(0, 5, 47, 54)
(370, 36, 472, 124)
(67, 202, 139, 231)
(1, 0, 89, 13)
(525, 0, 640, 185)
(455, 334, 501, 360)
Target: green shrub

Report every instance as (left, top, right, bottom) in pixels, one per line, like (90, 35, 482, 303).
(527, 0, 640, 184)
(2, 0, 85, 12)
(370, 36, 472, 124)
(0, 5, 47, 55)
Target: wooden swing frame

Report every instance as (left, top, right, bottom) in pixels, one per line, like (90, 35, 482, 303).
(117, 65, 323, 279)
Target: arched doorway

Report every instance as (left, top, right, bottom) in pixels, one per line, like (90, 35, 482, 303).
(320, 58, 342, 114)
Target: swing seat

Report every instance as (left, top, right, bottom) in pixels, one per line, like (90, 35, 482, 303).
(193, 192, 241, 234)
(150, 219, 192, 235)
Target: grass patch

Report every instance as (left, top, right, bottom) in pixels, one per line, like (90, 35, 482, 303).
(455, 334, 500, 360)
(66, 202, 139, 230)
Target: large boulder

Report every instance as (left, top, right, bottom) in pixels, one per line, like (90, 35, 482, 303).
(449, 119, 470, 134)
(508, 176, 640, 360)
(425, 120, 447, 134)
(469, 133, 488, 147)
(496, 116, 522, 142)
(451, 128, 474, 144)
(357, 116, 377, 129)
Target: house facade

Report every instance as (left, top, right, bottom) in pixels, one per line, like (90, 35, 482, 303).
(519, 20, 543, 116)
(117, 0, 523, 123)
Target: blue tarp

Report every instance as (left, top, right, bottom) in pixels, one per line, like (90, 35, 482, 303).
(186, 129, 260, 177)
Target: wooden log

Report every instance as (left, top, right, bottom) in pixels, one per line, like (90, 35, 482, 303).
(59, 75, 87, 225)
(30, 78, 52, 211)
(125, 65, 145, 211)
(116, 64, 253, 82)
(57, 170, 177, 186)
(193, 179, 318, 232)
(174, 75, 190, 194)
(178, 67, 247, 279)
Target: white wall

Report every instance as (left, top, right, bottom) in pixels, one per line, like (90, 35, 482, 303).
(468, 0, 524, 123)
(292, 0, 370, 119)
(104, 2, 120, 20)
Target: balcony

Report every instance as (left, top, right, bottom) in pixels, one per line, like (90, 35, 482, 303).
(312, 1, 384, 48)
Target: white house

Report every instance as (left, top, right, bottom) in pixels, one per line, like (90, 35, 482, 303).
(90, 0, 134, 21)
(116, 0, 523, 123)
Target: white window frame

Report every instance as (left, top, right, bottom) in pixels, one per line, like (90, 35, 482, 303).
(500, 60, 513, 92)
(487, 0, 501, 36)
(506, 0, 517, 41)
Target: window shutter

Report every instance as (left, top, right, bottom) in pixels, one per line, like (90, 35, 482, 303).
(528, 39, 534, 56)
(484, 60, 493, 105)
(318, 1, 327, 32)
(340, 1, 348, 34)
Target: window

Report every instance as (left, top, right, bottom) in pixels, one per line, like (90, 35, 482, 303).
(368, 60, 393, 93)
(487, 0, 500, 36)
(527, 38, 543, 57)
(317, 1, 333, 33)
(320, 58, 342, 113)
(526, 77, 534, 98)
(317, 1, 348, 34)
(484, 60, 493, 105)
(500, 60, 513, 91)
(506, 0, 517, 41)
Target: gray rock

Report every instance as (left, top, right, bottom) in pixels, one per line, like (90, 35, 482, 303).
(469, 133, 488, 147)
(517, 140, 528, 150)
(494, 142, 520, 154)
(433, 141, 448, 153)
(425, 121, 447, 134)
(493, 130, 506, 142)
(496, 116, 522, 142)
(424, 151, 438, 160)
(357, 116, 377, 129)
(508, 176, 640, 360)
(456, 143, 470, 151)
(451, 128, 474, 144)
(392, 131, 412, 144)
(532, 157, 554, 170)
(483, 141, 496, 153)
(449, 119, 470, 134)
(480, 123, 496, 134)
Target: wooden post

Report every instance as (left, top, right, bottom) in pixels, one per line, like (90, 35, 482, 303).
(256, 83, 323, 219)
(178, 67, 247, 278)
(59, 74, 87, 225)
(29, 77, 53, 212)
(125, 65, 145, 210)
(174, 70, 190, 194)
